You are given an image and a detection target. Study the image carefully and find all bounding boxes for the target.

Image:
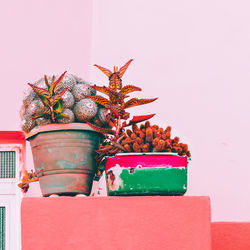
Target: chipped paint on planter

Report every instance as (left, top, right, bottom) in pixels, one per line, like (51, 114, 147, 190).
(106, 164, 124, 191)
(105, 153, 188, 196)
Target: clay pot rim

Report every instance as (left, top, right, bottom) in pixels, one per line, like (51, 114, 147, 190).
(25, 123, 102, 140)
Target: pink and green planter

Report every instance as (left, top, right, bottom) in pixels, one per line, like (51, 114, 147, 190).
(105, 153, 188, 196)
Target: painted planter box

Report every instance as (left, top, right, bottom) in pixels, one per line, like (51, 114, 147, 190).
(105, 153, 187, 196)
(26, 123, 101, 196)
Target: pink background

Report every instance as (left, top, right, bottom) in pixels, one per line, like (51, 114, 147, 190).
(1, 0, 250, 221)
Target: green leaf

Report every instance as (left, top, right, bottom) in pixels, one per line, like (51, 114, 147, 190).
(50, 88, 68, 106)
(87, 122, 115, 135)
(56, 112, 69, 119)
(53, 99, 64, 114)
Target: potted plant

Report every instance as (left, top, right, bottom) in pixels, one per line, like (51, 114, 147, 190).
(87, 59, 191, 196)
(20, 72, 106, 196)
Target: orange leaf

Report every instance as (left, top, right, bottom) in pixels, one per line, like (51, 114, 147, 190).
(94, 64, 112, 78)
(87, 122, 115, 135)
(28, 83, 50, 99)
(32, 107, 51, 119)
(85, 95, 111, 108)
(118, 59, 133, 78)
(107, 105, 125, 117)
(109, 74, 122, 90)
(28, 83, 50, 106)
(97, 145, 113, 152)
(52, 71, 67, 94)
(124, 114, 155, 127)
(119, 85, 141, 96)
(122, 97, 158, 109)
(92, 85, 118, 99)
(91, 85, 110, 96)
(111, 141, 126, 152)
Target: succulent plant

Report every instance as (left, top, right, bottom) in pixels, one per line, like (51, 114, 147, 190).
(97, 108, 109, 125)
(28, 71, 69, 122)
(72, 83, 92, 102)
(86, 59, 158, 160)
(21, 118, 36, 133)
(57, 109, 75, 123)
(74, 99, 98, 122)
(23, 89, 36, 107)
(21, 72, 108, 133)
(119, 121, 191, 157)
(72, 75, 88, 84)
(94, 59, 133, 90)
(36, 117, 51, 126)
(61, 91, 75, 109)
(24, 99, 44, 117)
(55, 72, 76, 92)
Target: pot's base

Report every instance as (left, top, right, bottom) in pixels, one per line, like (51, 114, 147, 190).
(39, 173, 94, 197)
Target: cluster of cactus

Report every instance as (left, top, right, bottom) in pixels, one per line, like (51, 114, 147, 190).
(120, 121, 191, 157)
(20, 71, 108, 133)
(18, 170, 38, 193)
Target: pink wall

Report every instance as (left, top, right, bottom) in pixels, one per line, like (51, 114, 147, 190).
(0, 0, 93, 182)
(0, 0, 93, 131)
(91, 0, 250, 221)
(2, 1, 250, 221)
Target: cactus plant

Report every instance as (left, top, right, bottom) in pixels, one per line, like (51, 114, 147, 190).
(72, 83, 92, 102)
(21, 72, 106, 133)
(120, 121, 191, 157)
(19, 72, 107, 194)
(73, 99, 98, 122)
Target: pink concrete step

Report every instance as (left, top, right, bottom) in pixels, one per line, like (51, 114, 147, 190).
(21, 196, 211, 250)
(212, 222, 250, 250)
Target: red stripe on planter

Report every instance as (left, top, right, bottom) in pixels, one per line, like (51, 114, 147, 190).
(105, 154, 187, 171)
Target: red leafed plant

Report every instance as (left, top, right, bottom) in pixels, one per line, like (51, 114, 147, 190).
(86, 59, 158, 161)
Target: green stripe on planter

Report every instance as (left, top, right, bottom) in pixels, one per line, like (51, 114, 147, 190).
(107, 167, 187, 196)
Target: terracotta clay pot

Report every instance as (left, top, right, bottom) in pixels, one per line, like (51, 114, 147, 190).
(105, 153, 188, 196)
(26, 123, 101, 196)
